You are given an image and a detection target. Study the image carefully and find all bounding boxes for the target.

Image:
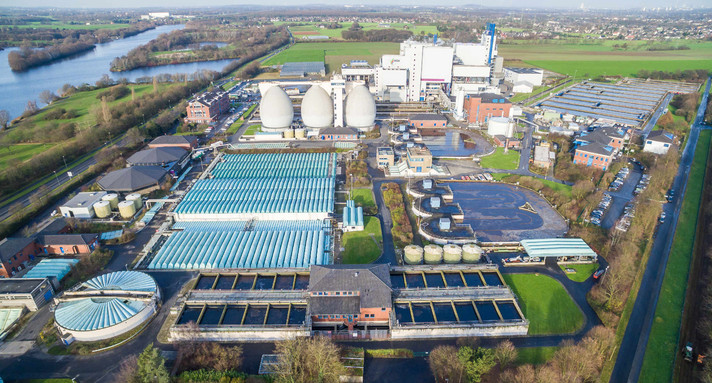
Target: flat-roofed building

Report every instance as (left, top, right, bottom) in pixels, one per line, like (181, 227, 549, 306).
(532, 144, 553, 169)
(59, 192, 107, 219)
(405, 146, 433, 174)
(504, 67, 544, 87)
(377, 147, 395, 168)
(0, 278, 55, 311)
(463, 93, 512, 125)
(148, 135, 198, 150)
(185, 89, 230, 124)
(408, 113, 448, 129)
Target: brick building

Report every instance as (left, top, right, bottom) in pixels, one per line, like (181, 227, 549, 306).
(185, 90, 230, 124)
(0, 238, 39, 278)
(38, 234, 99, 255)
(318, 127, 359, 141)
(463, 93, 512, 125)
(408, 113, 448, 129)
(308, 264, 392, 331)
(573, 142, 614, 171)
(573, 126, 627, 170)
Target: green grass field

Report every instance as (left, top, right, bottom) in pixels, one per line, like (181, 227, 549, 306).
(276, 21, 437, 40)
(0, 143, 55, 168)
(491, 173, 573, 197)
(639, 129, 712, 383)
(516, 346, 559, 365)
(342, 216, 382, 264)
(499, 40, 712, 77)
(510, 85, 547, 103)
(242, 124, 262, 136)
(559, 263, 599, 282)
(263, 42, 399, 72)
(349, 188, 376, 207)
(503, 274, 584, 335)
(480, 147, 520, 170)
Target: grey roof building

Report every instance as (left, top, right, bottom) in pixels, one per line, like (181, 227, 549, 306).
(38, 234, 98, 247)
(408, 113, 448, 121)
(0, 238, 36, 264)
(308, 264, 392, 312)
(98, 166, 167, 193)
(280, 61, 326, 77)
(149, 135, 198, 149)
(126, 147, 188, 167)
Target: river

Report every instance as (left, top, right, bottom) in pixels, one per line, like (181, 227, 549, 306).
(0, 24, 237, 119)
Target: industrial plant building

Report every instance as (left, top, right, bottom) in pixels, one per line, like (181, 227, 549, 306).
(0, 277, 55, 311)
(54, 271, 160, 342)
(185, 89, 230, 124)
(167, 264, 528, 341)
(463, 93, 512, 125)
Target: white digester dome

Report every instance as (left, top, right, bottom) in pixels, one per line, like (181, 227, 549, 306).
(345, 85, 376, 128)
(301, 85, 333, 128)
(260, 86, 294, 129)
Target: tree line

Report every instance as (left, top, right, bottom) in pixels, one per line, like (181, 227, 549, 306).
(637, 69, 710, 83)
(110, 24, 290, 72)
(6, 22, 155, 71)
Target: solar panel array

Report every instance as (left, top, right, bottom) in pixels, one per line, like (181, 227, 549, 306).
(148, 221, 330, 269)
(539, 81, 686, 127)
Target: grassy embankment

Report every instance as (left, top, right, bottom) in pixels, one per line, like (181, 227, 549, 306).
(510, 85, 547, 103)
(499, 40, 712, 77)
(490, 173, 573, 198)
(559, 263, 599, 282)
(227, 104, 258, 135)
(479, 147, 520, 170)
(275, 21, 437, 40)
(349, 187, 376, 208)
(342, 216, 383, 264)
(638, 129, 712, 382)
(503, 274, 584, 335)
(263, 42, 399, 73)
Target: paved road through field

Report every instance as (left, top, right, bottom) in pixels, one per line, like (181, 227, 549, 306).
(610, 77, 710, 383)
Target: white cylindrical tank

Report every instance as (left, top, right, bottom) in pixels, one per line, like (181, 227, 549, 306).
(487, 117, 513, 138)
(260, 86, 294, 130)
(295, 129, 306, 139)
(101, 193, 119, 209)
(345, 85, 376, 129)
(404, 245, 423, 265)
(424, 244, 443, 265)
(92, 201, 111, 219)
(462, 243, 483, 263)
(301, 85, 333, 128)
(443, 244, 462, 264)
(126, 193, 142, 210)
(283, 129, 295, 139)
(118, 200, 137, 219)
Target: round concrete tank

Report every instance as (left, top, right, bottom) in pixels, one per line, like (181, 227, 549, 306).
(404, 245, 424, 265)
(443, 244, 462, 264)
(301, 85, 333, 128)
(118, 200, 137, 219)
(126, 193, 142, 210)
(423, 244, 443, 265)
(345, 85, 376, 129)
(101, 193, 119, 210)
(92, 201, 111, 219)
(462, 243, 483, 263)
(295, 128, 306, 139)
(283, 129, 294, 139)
(260, 86, 294, 130)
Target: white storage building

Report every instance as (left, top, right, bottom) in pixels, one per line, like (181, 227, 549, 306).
(59, 192, 107, 219)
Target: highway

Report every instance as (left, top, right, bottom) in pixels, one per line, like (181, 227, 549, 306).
(610, 77, 711, 383)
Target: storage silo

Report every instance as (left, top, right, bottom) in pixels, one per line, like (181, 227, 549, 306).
(443, 244, 462, 264)
(404, 245, 424, 265)
(126, 193, 142, 210)
(92, 201, 111, 219)
(424, 244, 443, 265)
(101, 193, 119, 210)
(462, 243, 483, 263)
(118, 200, 137, 219)
(283, 129, 295, 139)
(295, 129, 306, 139)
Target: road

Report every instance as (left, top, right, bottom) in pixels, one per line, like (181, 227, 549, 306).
(641, 93, 674, 140)
(610, 77, 711, 383)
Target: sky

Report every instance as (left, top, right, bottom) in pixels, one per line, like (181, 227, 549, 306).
(0, 0, 708, 9)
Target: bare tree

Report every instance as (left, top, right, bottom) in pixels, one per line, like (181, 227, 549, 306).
(112, 355, 138, 383)
(0, 110, 9, 129)
(275, 336, 344, 383)
(429, 345, 466, 383)
(24, 100, 39, 116)
(101, 96, 111, 124)
(494, 340, 518, 367)
(38, 90, 58, 105)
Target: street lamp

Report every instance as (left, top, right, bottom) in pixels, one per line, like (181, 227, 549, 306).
(62, 155, 68, 170)
(53, 170, 59, 186)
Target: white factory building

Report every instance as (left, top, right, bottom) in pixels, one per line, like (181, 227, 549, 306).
(504, 68, 544, 94)
(341, 24, 502, 103)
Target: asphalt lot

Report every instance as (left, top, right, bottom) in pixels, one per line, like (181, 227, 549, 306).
(600, 162, 643, 230)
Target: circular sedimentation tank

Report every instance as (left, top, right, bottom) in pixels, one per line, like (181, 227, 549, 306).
(443, 244, 462, 264)
(92, 201, 111, 219)
(403, 245, 424, 265)
(125, 193, 142, 210)
(423, 244, 443, 265)
(118, 200, 137, 219)
(462, 243, 483, 263)
(101, 193, 119, 209)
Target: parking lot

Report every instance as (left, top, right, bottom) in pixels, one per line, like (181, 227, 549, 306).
(445, 182, 568, 243)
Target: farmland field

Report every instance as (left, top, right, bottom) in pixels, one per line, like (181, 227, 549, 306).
(275, 21, 437, 40)
(263, 42, 399, 72)
(499, 40, 712, 77)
